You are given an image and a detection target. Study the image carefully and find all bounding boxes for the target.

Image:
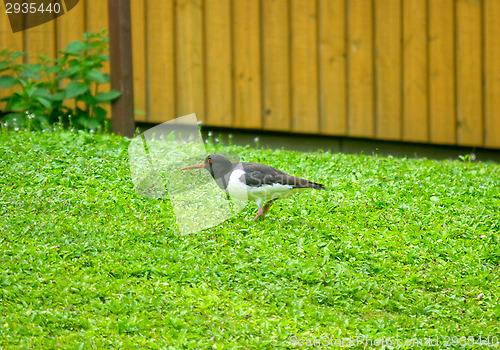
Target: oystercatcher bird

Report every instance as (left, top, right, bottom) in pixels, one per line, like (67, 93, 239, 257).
(181, 154, 326, 220)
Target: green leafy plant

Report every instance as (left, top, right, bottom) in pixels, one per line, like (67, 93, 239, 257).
(0, 30, 120, 131)
(0, 51, 59, 129)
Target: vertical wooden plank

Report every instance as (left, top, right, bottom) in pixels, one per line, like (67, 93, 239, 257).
(56, 0, 85, 52)
(204, 0, 232, 127)
(131, 0, 146, 122)
(0, 5, 24, 110)
(484, 0, 500, 148)
(85, 0, 111, 118)
(22, 0, 57, 62)
(456, 0, 483, 146)
(429, 0, 455, 145)
(262, 0, 290, 131)
(374, 0, 401, 140)
(319, 0, 346, 135)
(55, 1, 85, 112)
(176, 0, 205, 120)
(85, 1, 108, 32)
(146, 0, 176, 123)
(402, 0, 428, 142)
(347, 0, 374, 137)
(0, 7, 24, 52)
(232, 0, 261, 129)
(291, 0, 318, 133)
(25, 21, 56, 63)
(108, 0, 136, 136)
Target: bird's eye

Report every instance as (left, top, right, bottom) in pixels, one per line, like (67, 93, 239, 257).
(208, 158, 212, 164)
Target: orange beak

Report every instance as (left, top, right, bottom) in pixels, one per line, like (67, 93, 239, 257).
(180, 162, 205, 170)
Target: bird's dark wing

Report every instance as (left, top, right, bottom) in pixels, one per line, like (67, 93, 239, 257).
(238, 162, 326, 189)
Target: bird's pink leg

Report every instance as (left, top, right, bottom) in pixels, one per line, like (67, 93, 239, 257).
(253, 205, 264, 221)
(253, 199, 278, 221)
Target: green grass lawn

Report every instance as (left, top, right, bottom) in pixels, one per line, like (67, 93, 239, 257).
(1, 128, 499, 349)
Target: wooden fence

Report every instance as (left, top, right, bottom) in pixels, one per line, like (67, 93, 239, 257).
(1, 0, 499, 148)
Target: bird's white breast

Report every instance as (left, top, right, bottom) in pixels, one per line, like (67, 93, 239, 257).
(225, 169, 249, 201)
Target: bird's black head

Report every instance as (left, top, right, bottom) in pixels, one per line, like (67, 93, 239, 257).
(181, 154, 234, 180)
(202, 154, 233, 178)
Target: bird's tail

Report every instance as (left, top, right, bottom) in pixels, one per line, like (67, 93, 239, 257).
(309, 181, 326, 190)
(282, 174, 326, 190)
(294, 177, 326, 190)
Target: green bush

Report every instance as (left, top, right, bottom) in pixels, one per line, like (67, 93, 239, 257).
(0, 30, 120, 131)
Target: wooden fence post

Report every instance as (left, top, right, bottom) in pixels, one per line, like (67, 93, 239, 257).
(108, 0, 135, 137)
